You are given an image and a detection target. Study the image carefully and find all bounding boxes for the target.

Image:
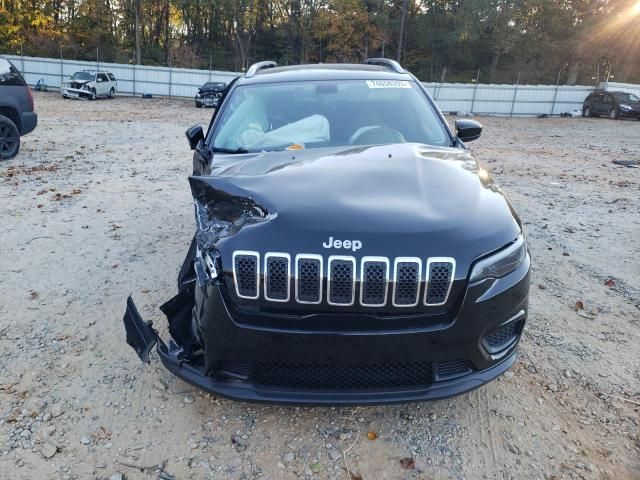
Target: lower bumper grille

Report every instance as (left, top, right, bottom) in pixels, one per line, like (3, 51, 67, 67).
(435, 359, 473, 380)
(251, 361, 434, 390)
(483, 319, 523, 353)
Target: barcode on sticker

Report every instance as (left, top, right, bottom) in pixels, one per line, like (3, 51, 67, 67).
(366, 80, 412, 89)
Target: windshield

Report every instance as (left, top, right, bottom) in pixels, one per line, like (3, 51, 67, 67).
(614, 93, 639, 103)
(212, 80, 450, 152)
(70, 72, 95, 81)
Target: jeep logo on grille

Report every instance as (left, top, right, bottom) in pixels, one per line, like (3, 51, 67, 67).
(322, 236, 362, 252)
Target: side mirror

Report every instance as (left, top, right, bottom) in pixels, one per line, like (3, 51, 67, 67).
(455, 119, 482, 143)
(185, 125, 204, 150)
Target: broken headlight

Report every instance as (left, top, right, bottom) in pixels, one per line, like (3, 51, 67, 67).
(194, 247, 221, 286)
(469, 234, 527, 283)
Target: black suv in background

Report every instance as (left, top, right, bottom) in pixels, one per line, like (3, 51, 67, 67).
(194, 81, 226, 108)
(0, 57, 37, 159)
(583, 90, 640, 120)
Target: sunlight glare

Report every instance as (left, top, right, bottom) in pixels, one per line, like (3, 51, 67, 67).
(633, 1, 640, 15)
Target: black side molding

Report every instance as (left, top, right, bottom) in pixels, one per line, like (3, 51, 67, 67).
(123, 296, 158, 363)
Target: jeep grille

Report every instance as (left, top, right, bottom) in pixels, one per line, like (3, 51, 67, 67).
(231, 251, 455, 308)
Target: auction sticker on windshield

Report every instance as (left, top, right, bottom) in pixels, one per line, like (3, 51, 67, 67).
(366, 80, 412, 89)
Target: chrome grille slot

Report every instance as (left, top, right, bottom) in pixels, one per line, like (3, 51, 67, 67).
(425, 258, 455, 306)
(393, 258, 422, 307)
(264, 253, 290, 302)
(233, 251, 259, 299)
(328, 256, 356, 306)
(360, 257, 389, 307)
(295, 254, 323, 304)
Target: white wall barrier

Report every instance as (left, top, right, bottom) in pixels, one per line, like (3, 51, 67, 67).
(5, 54, 239, 99)
(6, 54, 639, 116)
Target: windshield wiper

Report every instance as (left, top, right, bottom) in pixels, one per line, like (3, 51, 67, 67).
(212, 147, 249, 154)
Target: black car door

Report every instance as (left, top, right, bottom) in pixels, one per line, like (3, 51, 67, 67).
(591, 93, 604, 113)
(603, 94, 615, 114)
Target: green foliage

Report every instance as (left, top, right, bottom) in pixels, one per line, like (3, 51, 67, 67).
(1, 0, 639, 84)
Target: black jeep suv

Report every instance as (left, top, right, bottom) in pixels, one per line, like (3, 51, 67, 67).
(124, 59, 530, 405)
(0, 57, 37, 160)
(583, 90, 640, 120)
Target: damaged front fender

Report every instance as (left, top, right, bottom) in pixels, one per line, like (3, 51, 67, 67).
(122, 177, 277, 378)
(123, 289, 202, 364)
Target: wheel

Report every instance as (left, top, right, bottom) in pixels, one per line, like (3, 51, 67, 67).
(0, 116, 21, 160)
(90, 88, 97, 100)
(583, 106, 591, 117)
(108, 88, 115, 99)
(609, 108, 618, 120)
(195, 101, 202, 109)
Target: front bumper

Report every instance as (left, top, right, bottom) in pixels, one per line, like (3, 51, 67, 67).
(61, 87, 92, 98)
(156, 338, 517, 405)
(619, 109, 640, 118)
(195, 96, 219, 107)
(123, 254, 530, 405)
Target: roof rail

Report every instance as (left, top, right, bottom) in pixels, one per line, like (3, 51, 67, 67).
(245, 61, 278, 78)
(364, 58, 405, 74)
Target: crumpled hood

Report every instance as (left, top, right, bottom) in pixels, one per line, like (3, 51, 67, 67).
(190, 143, 521, 272)
(198, 84, 225, 94)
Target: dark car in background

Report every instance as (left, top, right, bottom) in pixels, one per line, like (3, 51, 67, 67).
(123, 59, 530, 405)
(195, 81, 226, 108)
(0, 57, 37, 160)
(583, 90, 640, 120)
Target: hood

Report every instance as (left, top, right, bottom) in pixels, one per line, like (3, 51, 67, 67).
(190, 144, 521, 275)
(199, 84, 225, 94)
(67, 79, 91, 84)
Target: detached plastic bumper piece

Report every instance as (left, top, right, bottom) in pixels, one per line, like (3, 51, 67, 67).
(123, 296, 159, 364)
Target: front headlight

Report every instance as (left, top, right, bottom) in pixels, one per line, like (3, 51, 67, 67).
(196, 93, 202, 98)
(469, 234, 527, 283)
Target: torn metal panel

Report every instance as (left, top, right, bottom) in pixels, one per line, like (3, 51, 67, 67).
(189, 177, 274, 251)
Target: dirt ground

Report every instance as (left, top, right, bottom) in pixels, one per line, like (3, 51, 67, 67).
(1, 92, 639, 480)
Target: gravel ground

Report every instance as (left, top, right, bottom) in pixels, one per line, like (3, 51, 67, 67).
(0, 92, 639, 480)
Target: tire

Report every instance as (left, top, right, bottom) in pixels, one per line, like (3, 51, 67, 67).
(108, 88, 115, 99)
(195, 101, 202, 109)
(609, 108, 618, 120)
(583, 106, 591, 117)
(90, 88, 97, 100)
(0, 116, 21, 160)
